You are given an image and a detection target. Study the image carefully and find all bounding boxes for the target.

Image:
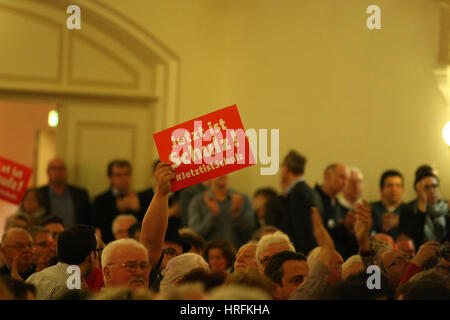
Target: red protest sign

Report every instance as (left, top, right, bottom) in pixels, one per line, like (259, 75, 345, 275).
(153, 105, 255, 192)
(0, 157, 33, 205)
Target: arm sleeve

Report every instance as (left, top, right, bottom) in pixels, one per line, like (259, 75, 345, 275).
(397, 262, 422, 289)
(187, 194, 218, 238)
(288, 192, 317, 254)
(232, 195, 256, 235)
(289, 259, 330, 300)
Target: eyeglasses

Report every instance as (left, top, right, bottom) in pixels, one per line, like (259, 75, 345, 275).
(4, 243, 33, 249)
(259, 256, 271, 266)
(423, 184, 439, 191)
(162, 248, 179, 258)
(50, 232, 62, 239)
(386, 255, 413, 270)
(107, 261, 151, 273)
(34, 241, 53, 248)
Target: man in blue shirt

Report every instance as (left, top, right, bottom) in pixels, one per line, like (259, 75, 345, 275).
(38, 158, 91, 227)
(188, 174, 256, 250)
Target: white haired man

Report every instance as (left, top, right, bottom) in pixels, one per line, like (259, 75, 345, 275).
(337, 167, 364, 211)
(234, 241, 258, 272)
(111, 214, 138, 240)
(159, 252, 209, 293)
(102, 161, 177, 291)
(341, 255, 364, 280)
(256, 231, 295, 273)
(101, 238, 150, 289)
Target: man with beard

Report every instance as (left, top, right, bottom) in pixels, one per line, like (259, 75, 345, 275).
(26, 225, 98, 299)
(0, 227, 36, 280)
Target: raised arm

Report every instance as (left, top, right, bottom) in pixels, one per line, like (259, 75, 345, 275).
(290, 207, 333, 300)
(140, 162, 175, 268)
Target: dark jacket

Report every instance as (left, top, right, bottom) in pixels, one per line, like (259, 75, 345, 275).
(92, 190, 146, 244)
(38, 185, 91, 226)
(279, 181, 318, 255)
(399, 199, 450, 249)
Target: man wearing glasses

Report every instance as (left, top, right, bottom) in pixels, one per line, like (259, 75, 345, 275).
(0, 227, 36, 281)
(148, 221, 191, 291)
(100, 162, 178, 291)
(101, 238, 151, 289)
(26, 225, 98, 299)
(399, 171, 449, 249)
(29, 227, 56, 272)
(355, 200, 442, 289)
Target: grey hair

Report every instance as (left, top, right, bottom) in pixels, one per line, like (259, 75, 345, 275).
(341, 255, 363, 278)
(111, 214, 138, 233)
(348, 166, 364, 180)
(306, 246, 324, 268)
(101, 238, 148, 270)
(206, 284, 272, 300)
(408, 269, 450, 287)
(157, 282, 206, 300)
(256, 231, 295, 264)
(159, 253, 210, 293)
(372, 242, 394, 275)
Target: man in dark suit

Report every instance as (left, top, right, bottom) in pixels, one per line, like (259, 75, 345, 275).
(92, 160, 146, 244)
(399, 171, 450, 249)
(314, 163, 348, 238)
(38, 158, 91, 227)
(278, 150, 319, 255)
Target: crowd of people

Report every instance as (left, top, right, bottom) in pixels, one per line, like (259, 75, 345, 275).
(0, 151, 449, 300)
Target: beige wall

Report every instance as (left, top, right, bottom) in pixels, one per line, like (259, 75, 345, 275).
(0, 0, 448, 213)
(0, 101, 55, 233)
(99, 0, 450, 202)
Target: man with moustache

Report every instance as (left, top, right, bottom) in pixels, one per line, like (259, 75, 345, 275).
(101, 238, 151, 289)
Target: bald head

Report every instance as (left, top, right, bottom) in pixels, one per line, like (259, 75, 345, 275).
(323, 163, 348, 197)
(343, 167, 364, 204)
(2, 227, 32, 244)
(47, 158, 67, 187)
(1, 227, 33, 268)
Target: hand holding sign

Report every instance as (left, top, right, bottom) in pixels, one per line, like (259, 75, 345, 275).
(154, 162, 176, 196)
(153, 105, 254, 192)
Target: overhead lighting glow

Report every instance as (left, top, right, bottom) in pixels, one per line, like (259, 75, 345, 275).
(443, 121, 450, 146)
(48, 110, 59, 127)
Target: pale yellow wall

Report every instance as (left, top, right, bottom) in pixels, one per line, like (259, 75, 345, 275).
(0, 101, 55, 234)
(98, 0, 450, 202)
(225, 0, 450, 201)
(0, 0, 448, 208)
